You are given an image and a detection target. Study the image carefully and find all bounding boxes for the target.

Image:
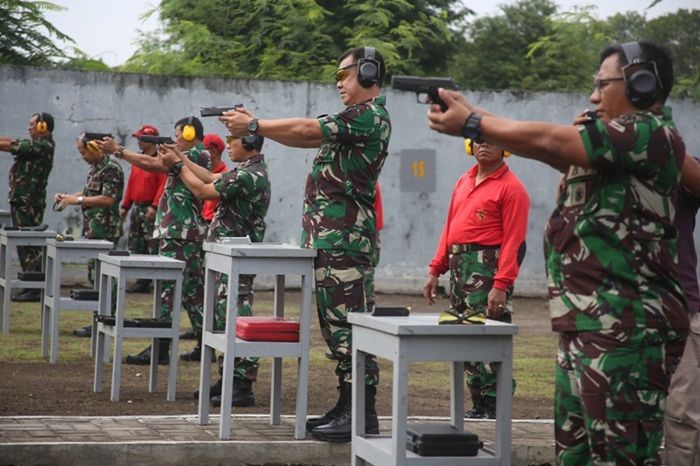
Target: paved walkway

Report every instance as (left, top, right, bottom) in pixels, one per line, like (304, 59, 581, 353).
(0, 414, 555, 465)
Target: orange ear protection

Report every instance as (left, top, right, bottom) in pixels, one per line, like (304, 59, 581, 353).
(464, 138, 511, 158)
(181, 116, 196, 142)
(35, 113, 48, 133)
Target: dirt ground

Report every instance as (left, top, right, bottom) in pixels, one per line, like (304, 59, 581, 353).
(0, 290, 554, 420)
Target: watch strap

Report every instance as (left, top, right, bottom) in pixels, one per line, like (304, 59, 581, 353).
(461, 113, 482, 142)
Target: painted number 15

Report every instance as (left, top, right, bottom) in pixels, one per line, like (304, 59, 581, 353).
(412, 160, 426, 178)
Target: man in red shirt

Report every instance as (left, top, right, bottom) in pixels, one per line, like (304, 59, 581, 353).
(121, 125, 167, 293)
(423, 139, 530, 419)
(200, 134, 228, 223)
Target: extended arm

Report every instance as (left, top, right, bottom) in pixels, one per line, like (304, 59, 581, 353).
(0, 137, 14, 151)
(179, 166, 219, 200)
(428, 89, 589, 172)
(97, 138, 169, 173)
(220, 108, 323, 148)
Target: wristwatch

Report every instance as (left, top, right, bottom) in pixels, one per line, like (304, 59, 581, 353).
(247, 118, 259, 135)
(461, 113, 482, 142)
(77, 196, 84, 206)
(114, 146, 125, 159)
(171, 161, 184, 174)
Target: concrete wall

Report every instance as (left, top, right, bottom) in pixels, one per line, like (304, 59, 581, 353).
(1, 65, 699, 295)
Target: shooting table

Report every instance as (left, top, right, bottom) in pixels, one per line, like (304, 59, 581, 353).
(41, 238, 114, 363)
(198, 241, 316, 440)
(349, 313, 517, 466)
(0, 228, 56, 335)
(93, 253, 185, 401)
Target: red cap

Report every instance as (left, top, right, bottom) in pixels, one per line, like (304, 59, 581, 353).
(203, 134, 225, 154)
(132, 124, 159, 138)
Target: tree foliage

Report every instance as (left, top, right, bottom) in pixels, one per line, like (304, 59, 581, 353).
(449, 1, 699, 99)
(122, 0, 470, 81)
(0, 0, 74, 65)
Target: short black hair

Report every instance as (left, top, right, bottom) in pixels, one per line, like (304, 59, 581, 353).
(600, 40, 674, 101)
(33, 112, 54, 132)
(338, 47, 386, 87)
(174, 116, 204, 141)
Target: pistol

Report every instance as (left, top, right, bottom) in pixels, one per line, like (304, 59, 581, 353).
(200, 105, 243, 117)
(139, 135, 174, 145)
(83, 132, 113, 141)
(391, 76, 459, 111)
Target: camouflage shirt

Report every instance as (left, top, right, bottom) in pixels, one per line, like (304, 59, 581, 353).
(207, 154, 270, 243)
(301, 95, 391, 259)
(82, 154, 124, 240)
(154, 143, 211, 241)
(545, 107, 688, 332)
(8, 135, 55, 208)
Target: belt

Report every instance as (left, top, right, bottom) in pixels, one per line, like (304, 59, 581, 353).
(449, 243, 499, 254)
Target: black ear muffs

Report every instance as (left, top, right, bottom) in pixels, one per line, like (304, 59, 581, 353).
(241, 135, 258, 152)
(357, 46, 380, 88)
(182, 115, 196, 142)
(36, 113, 48, 133)
(621, 42, 661, 109)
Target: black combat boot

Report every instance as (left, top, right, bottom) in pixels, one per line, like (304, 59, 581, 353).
(483, 395, 496, 419)
(311, 384, 379, 443)
(13, 289, 41, 302)
(306, 379, 350, 432)
(210, 378, 256, 407)
(125, 339, 170, 365)
(127, 279, 151, 293)
(465, 394, 486, 419)
(180, 337, 216, 362)
(193, 377, 222, 400)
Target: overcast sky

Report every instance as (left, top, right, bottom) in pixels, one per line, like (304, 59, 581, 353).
(45, 0, 695, 67)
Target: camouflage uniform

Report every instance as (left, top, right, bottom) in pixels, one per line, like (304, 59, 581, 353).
(82, 154, 124, 284)
(545, 108, 689, 465)
(153, 144, 210, 334)
(8, 136, 55, 271)
(301, 95, 391, 386)
(127, 204, 157, 255)
(449, 248, 515, 399)
(206, 153, 270, 381)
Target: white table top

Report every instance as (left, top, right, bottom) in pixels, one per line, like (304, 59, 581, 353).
(97, 253, 185, 269)
(348, 312, 518, 336)
(47, 238, 114, 249)
(204, 241, 317, 258)
(0, 229, 56, 238)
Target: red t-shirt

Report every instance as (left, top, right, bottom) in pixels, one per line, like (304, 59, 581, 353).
(428, 163, 530, 291)
(202, 161, 229, 222)
(374, 182, 383, 231)
(121, 164, 167, 209)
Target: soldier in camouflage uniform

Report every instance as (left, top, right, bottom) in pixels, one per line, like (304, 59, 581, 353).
(423, 140, 529, 419)
(427, 40, 699, 465)
(159, 133, 270, 407)
(221, 47, 390, 442)
(98, 117, 210, 365)
(54, 134, 124, 334)
(119, 125, 166, 293)
(0, 112, 55, 302)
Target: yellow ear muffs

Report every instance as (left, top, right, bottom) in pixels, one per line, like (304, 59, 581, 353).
(503, 150, 512, 158)
(86, 140, 100, 154)
(464, 138, 474, 156)
(438, 308, 486, 325)
(36, 120, 48, 133)
(182, 116, 196, 142)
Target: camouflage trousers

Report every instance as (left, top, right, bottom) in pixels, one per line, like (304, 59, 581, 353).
(449, 247, 515, 399)
(10, 202, 45, 272)
(556, 328, 687, 465)
(315, 249, 378, 386)
(214, 273, 258, 381)
(158, 238, 204, 335)
(363, 233, 381, 313)
(127, 203, 157, 255)
(87, 237, 120, 286)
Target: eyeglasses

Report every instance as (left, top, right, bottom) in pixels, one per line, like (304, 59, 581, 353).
(593, 77, 624, 92)
(333, 63, 357, 82)
(226, 135, 239, 144)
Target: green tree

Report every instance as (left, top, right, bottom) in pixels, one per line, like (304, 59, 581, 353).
(122, 0, 470, 81)
(449, 0, 558, 90)
(0, 0, 74, 65)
